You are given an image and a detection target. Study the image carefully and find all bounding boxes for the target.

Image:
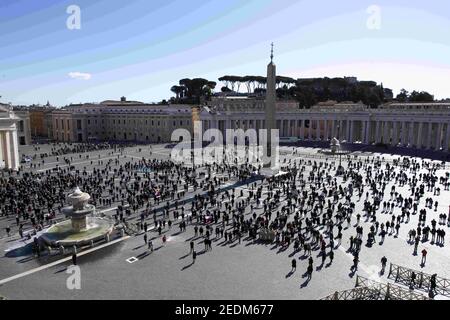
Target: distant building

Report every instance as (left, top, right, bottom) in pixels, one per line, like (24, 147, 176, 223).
(51, 97, 193, 143)
(29, 106, 54, 138)
(199, 57, 450, 152)
(344, 76, 358, 84)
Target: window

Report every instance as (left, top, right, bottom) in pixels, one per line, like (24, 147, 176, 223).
(77, 120, 82, 130)
(61, 119, 64, 129)
(19, 121, 24, 132)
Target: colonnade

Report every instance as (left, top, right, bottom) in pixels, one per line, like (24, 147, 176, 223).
(0, 129, 20, 170)
(202, 116, 450, 152)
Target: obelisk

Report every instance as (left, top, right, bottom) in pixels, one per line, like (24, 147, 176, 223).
(265, 43, 277, 168)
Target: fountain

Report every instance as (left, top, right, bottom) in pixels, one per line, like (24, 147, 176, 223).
(41, 187, 114, 247)
(330, 137, 340, 154)
(318, 137, 351, 175)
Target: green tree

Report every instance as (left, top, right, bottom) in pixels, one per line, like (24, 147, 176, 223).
(396, 89, 409, 102)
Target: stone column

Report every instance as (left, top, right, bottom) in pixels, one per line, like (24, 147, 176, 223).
(375, 121, 381, 143)
(435, 123, 443, 151)
(0, 132, 4, 168)
(401, 122, 407, 146)
(9, 129, 19, 170)
(331, 119, 336, 139)
(426, 122, 432, 149)
(2, 131, 11, 169)
(277, 119, 282, 136)
(323, 120, 328, 141)
(300, 120, 305, 140)
(361, 121, 366, 144)
(316, 120, 320, 141)
(308, 119, 313, 140)
(444, 123, 450, 152)
(416, 122, 423, 148)
(392, 122, 398, 146)
(338, 120, 343, 140)
(382, 121, 389, 144)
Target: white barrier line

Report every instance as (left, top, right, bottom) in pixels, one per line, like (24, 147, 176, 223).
(0, 236, 130, 286)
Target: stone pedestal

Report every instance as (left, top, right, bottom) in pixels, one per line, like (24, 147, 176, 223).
(71, 216, 87, 233)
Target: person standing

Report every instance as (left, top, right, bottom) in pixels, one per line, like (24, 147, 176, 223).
(413, 237, 420, 255)
(190, 241, 194, 253)
(72, 253, 77, 265)
(192, 250, 197, 264)
(307, 264, 313, 280)
(291, 259, 297, 272)
(381, 256, 387, 274)
(421, 249, 428, 266)
(352, 254, 359, 271)
(143, 233, 147, 245)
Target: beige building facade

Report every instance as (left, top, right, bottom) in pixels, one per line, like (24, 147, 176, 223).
(51, 98, 193, 143)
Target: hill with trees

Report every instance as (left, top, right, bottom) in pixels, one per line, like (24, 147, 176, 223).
(168, 75, 435, 108)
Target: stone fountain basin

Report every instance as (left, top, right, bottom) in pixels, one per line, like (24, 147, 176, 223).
(40, 217, 114, 247)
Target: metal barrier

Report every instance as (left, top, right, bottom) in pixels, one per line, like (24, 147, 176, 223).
(387, 263, 450, 297)
(320, 275, 430, 300)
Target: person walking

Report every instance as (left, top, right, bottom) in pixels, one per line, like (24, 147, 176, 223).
(190, 240, 194, 253)
(148, 240, 153, 252)
(192, 250, 197, 264)
(329, 250, 334, 264)
(72, 253, 77, 265)
(143, 233, 147, 245)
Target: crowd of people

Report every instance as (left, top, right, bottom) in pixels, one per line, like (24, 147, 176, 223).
(1, 142, 449, 297)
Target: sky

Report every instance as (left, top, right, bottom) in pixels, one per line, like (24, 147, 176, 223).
(1, 0, 450, 106)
